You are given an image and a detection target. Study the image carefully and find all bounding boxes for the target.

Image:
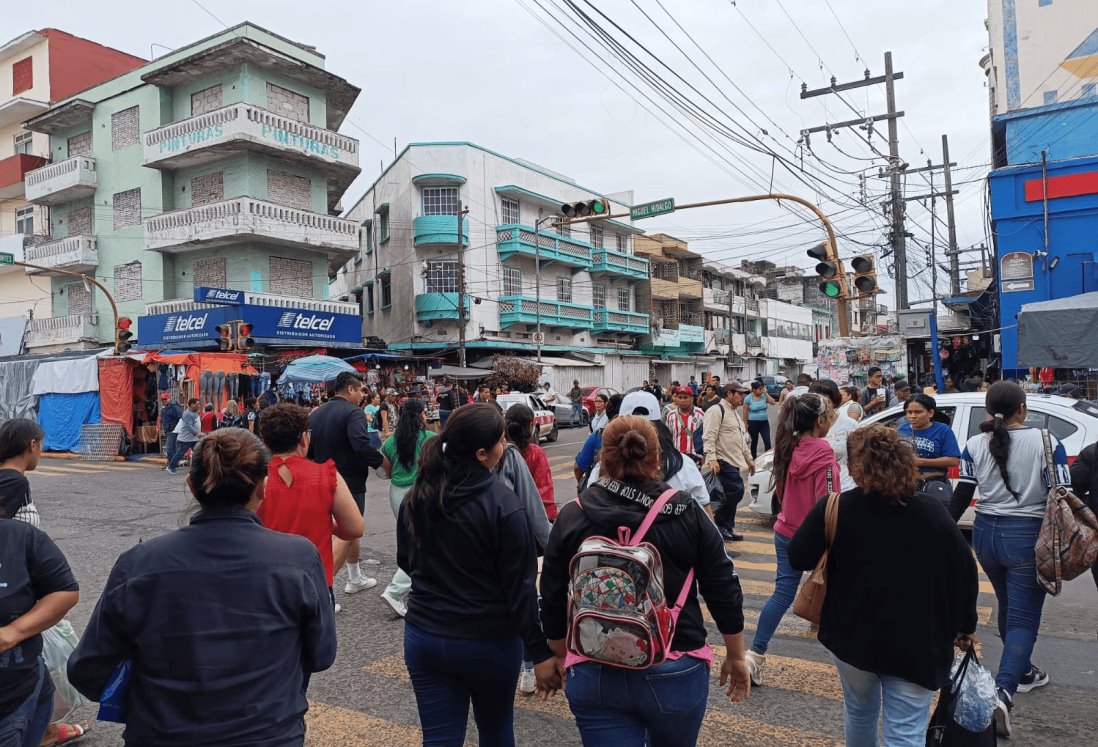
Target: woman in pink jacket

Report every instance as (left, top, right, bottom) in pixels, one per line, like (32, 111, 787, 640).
(745, 392, 838, 686)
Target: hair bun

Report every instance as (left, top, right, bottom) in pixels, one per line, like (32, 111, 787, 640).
(620, 430, 650, 460)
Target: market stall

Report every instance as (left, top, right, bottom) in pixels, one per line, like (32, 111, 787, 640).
(32, 356, 101, 452)
(814, 335, 906, 386)
(1017, 292, 1098, 368)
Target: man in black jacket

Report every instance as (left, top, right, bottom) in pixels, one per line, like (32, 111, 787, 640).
(1069, 440, 1098, 590)
(159, 394, 183, 471)
(309, 372, 384, 597)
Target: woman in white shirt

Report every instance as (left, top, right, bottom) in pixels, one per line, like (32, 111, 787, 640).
(838, 385, 863, 421)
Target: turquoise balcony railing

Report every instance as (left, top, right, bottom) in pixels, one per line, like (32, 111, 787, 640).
(592, 309, 649, 334)
(590, 248, 649, 281)
(414, 215, 469, 247)
(495, 224, 592, 269)
(498, 295, 593, 329)
(415, 292, 469, 321)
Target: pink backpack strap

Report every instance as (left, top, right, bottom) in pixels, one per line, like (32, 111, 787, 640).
(672, 569, 696, 616)
(629, 488, 679, 546)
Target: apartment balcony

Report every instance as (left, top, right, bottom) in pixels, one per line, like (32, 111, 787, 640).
(648, 322, 704, 349)
(680, 311, 704, 327)
(498, 295, 594, 329)
(678, 324, 704, 343)
(0, 153, 49, 199)
(496, 224, 592, 270)
(144, 103, 360, 175)
(25, 157, 97, 205)
(590, 248, 649, 282)
(592, 309, 649, 335)
(23, 236, 97, 275)
(677, 273, 703, 299)
(746, 331, 762, 347)
(414, 215, 469, 247)
(648, 276, 681, 300)
(145, 198, 358, 259)
(24, 314, 99, 350)
(746, 298, 760, 315)
(146, 293, 358, 316)
(703, 287, 731, 312)
(415, 292, 469, 322)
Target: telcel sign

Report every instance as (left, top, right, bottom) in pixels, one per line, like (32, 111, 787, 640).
(194, 286, 245, 305)
(140, 303, 361, 347)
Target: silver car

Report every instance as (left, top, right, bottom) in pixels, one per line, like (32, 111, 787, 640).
(746, 393, 1098, 528)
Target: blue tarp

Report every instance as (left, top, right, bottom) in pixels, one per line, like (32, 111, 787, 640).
(280, 355, 357, 384)
(38, 392, 100, 452)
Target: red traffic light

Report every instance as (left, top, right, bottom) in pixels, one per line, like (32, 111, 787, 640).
(117, 317, 133, 330)
(238, 323, 253, 337)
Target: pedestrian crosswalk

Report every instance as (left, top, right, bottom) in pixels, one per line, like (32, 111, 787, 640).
(26, 460, 159, 477)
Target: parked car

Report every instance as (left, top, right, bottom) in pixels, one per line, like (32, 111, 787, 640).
(496, 392, 559, 442)
(755, 375, 788, 399)
(580, 386, 620, 418)
(547, 395, 591, 428)
(745, 393, 1098, 528)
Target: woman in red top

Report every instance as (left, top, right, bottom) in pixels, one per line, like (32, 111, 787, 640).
(505, 403, 556, 521)
(257, 403, 364, 605)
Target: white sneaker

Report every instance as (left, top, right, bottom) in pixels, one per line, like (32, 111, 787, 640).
(334, 603, 342, 614)
(381, 591, 408, 617)
(745, 650, 765, 687)
(344, 576, 378, 594)
(519, 666, 536, 695)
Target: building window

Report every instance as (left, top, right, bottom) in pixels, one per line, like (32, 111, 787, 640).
(360, 223, 373, 255)
(266, 170, 312, 209)
(556, 277, 572, 303)
(67, 206, 93, 236)
(378, 210, 390, 243)
(269, 256, 312, 297)
(590, 224, 604, 248)
(191, 171, 224, 207)
(14, 131, 32, 155)
(66, 282, 91, 315)
(1084, 83, 1097, 99)
(501, 197, 520, 225)
(592, 284, 606, 309)
(617, 288, 631, 311)
(192, 257, 227, 288)
(425, 260, 459, 293)
(266, 83, 309, 122)
(113, 188, 142, 229)
(12, 57, 32, 94)
(366, 284, 375, 314)
(616, 234, 630, 252)
(191, 84, 223, 116)
(556, 218, 571, 238)
(380, 273, 392, 309)
(503, 267, 522, 296)
(67, 131, 91, 158)
(111, 106, 140, 151)
(422, 187, 459, 216)
(114, 262, 143, 302)
(15, 205, 33, 235)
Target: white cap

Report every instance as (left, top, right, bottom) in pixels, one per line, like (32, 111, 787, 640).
(619, 391, 662, 421)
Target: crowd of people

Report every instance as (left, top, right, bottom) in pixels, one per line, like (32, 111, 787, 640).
(2, 361, 1097, 746)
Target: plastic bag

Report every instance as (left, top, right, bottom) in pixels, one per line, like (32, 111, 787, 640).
(41, 620, 87, 722)
(950, 651, 997, 732)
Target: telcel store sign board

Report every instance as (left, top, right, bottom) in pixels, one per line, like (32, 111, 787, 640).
(193, 286, 244, 305)
(139, 304, 361, 347)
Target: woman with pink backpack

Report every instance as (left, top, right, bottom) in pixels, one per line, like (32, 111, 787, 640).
(539, 416, 751, 746)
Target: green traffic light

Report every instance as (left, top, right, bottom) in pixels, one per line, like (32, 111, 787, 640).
(592, 200, 607, 214)
(822, 282, 841, 298)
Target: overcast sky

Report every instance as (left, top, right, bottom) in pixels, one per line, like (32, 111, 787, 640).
(28, 0, 993, 305)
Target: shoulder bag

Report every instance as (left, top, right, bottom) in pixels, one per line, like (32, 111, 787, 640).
(793, 491, 840, 625)
(1035, 430, 1098, 595)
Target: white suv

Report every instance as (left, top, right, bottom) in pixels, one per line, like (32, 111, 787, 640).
(746, 393, 1098, 528)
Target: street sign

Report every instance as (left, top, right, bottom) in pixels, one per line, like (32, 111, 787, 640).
(630, 198, 675, 221)
(1000, 251, 1035, 293)
(0, 252, 14, 265)
(532, 332, 545, 345)
(1002, 279, 1035, 293)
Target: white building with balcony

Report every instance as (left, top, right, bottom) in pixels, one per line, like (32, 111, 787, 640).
(21, 23, 364, 350)
(331, 142, 650, 359)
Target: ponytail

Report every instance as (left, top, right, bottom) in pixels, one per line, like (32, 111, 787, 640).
(771, 393, 828, 500)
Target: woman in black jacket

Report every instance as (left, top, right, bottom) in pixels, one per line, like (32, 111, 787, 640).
(540, 415, 750, 747)
(788, 424, 979, 747)
(1069, 439, 1098, 590)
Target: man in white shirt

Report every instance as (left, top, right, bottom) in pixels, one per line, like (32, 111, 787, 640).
(541, 382, 558, 405)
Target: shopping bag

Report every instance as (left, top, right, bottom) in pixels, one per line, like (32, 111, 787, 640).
(703, 468, 725, 505)
(926, 649, 997, 746)
(41, 620, 87, 723)
(97, 659, 133, 724)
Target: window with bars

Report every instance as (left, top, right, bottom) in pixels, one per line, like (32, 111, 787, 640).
(379, 211, 390, 242)
(360, 223, 373, 254)
(366, 284, 375, 314)
(557, 218, 571, 238)
(556, 277, 572, 302)
(501, 197, 520, 225)
(592, 284, 606, 310)
(380, 273, 392, 308)
(425, 260, 459, 293)
(617, 288, 631, 311)
(590, 224, 604, 248)
(111, 106, 140, 150)
(422, 187, 459, 216)
(15, 206, 33, 235)
(14, 131, 32, 155)
(503, 267, 522, 297)
(616, 234, 629, 252)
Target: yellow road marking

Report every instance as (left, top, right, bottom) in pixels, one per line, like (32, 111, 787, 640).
(28, 464, 111, 474)
(732, 559, 995, 596)
(25, 470, 59, 477)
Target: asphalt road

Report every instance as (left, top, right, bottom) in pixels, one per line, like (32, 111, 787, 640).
(28, 423, 1098, 746)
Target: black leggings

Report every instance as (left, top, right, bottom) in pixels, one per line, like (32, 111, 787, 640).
(747, 420, 771, 458)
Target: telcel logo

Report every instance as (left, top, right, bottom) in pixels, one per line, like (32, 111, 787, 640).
(277, 312, 335, 332)
(163, 314, 209, 333)
(203, 289, 241, 302)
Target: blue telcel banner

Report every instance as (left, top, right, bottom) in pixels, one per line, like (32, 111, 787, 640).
(139, 304, 361, 347)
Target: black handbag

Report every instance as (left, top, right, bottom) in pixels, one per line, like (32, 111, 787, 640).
(926, 649, 997, 746)
(703, 468, 725, 504)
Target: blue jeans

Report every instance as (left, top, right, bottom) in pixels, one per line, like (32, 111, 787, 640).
(167, 440, 197, 471)
(833, 656, 934, 747)
(712, 461, 744, 532)
(368, 431, 381, 449)
(751, 532, 802, 655)
(972, 513, 1047, 695)
(0, 659, 53, 747)
(164, 431, 178, 463)
(404, 622, 522, 747)
(570, 403, 584, 426)
(566, 657, 710, 747)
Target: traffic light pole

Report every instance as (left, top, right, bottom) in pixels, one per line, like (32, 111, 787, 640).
(12, 261, 122, 352)
(558, 193, 851, 336)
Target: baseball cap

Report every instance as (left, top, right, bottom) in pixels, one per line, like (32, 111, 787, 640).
(619, 391, 662, 421)
(385, 388, 398, 395)
(674, 385, 693, 395)
(722, 379, 751, 394)
(160, 392, 170, 400)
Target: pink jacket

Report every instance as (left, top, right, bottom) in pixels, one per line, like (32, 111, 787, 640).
(773, 436, 840, 540)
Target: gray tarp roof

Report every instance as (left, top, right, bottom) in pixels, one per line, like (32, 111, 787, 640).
(1017, 291, 1098, 367)
(428, 365, 488, 380)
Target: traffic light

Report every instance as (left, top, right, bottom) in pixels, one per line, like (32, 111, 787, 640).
(851, 254, 879, 297)
(808, 241, 846, 299)
(560, 198, 610, 218)
(235, 322, 254, 352)
(215, 323, 233, 351)
(114, 317, 134, 355)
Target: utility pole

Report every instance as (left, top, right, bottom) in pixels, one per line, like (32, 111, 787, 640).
(941, 135, 961, 294)
(455, 199, 468, 368)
